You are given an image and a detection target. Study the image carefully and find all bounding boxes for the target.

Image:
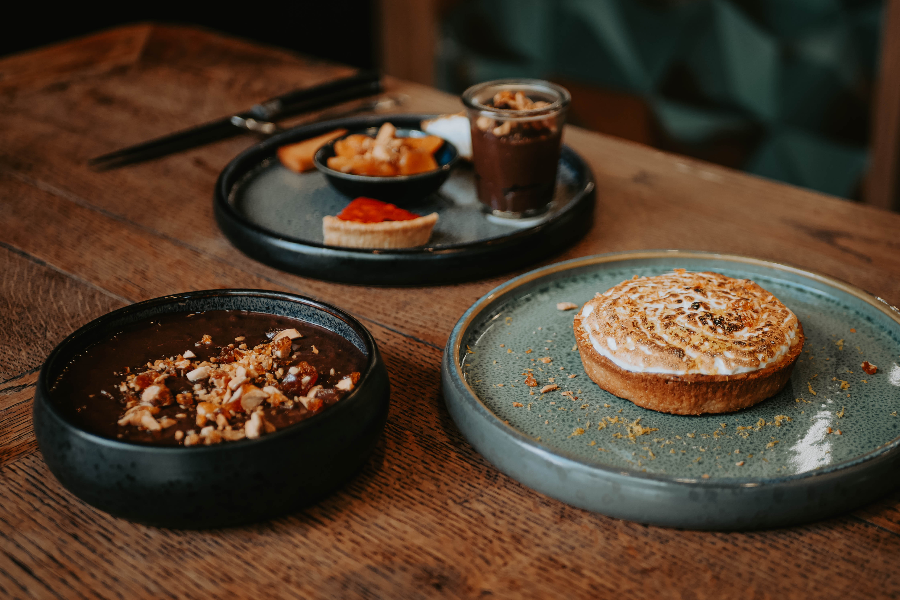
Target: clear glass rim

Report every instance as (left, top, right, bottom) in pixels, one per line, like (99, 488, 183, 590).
(461, 79, 571, 118)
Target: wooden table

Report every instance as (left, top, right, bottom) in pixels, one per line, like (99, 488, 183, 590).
(2, 24, 899, 599)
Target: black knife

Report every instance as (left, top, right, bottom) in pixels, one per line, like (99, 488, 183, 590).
(88, 70, 382, 170)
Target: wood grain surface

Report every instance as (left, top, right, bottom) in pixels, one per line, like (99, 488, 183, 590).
(1, 24, 899, 599)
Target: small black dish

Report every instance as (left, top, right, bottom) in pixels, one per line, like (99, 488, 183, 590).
(313, 127, 459, 204)
(32, 290, 390, 529)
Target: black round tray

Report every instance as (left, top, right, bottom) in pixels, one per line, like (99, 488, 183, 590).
(214, 114, 595, 285)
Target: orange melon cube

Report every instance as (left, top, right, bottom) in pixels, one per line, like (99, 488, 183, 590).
(277, 128, 348, 173)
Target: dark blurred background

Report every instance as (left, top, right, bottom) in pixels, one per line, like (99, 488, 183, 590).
(3, 0, 890, 204)
(0, 3, 378, 69)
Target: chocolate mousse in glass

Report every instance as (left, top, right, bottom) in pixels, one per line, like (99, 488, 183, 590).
(462, 79, 570, 218)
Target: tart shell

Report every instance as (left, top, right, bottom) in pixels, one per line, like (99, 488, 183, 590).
(322, 213, 438, 249)
(573, 314, 805, 415)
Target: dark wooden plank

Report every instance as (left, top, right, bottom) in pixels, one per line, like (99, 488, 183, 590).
(0, 24, 151, 96)
(0, 245, 123, 382)
(0, 372, 39, 469)
(853, 489, 900, 536)
(0, 245, 124, 470)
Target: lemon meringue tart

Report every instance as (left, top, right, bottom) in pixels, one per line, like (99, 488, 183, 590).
(573, 270, 804, 415)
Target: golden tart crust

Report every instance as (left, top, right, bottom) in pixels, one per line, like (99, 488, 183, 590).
(322, 213, 438, 249)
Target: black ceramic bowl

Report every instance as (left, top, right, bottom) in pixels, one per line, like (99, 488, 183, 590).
(313, 127, 459, 204)
(32, 290, 390, 529)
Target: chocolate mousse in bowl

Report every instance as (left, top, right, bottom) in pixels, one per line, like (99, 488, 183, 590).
(462, 79, 571, 218)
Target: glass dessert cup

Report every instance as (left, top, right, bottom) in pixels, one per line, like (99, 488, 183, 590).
(462, 79, 571, 218)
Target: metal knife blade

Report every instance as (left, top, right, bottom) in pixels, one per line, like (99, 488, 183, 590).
(228, 95, 408, 136)
(89, 70, 381, 170)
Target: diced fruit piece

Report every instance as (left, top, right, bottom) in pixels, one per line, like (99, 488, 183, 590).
(398, 149, 438, 175)
(334, 134, 371, 158)
(403, 135, 444, 154)
(277, 129, 348, 173)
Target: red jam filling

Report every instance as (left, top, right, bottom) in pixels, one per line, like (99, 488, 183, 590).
(336, 197, 420, 223)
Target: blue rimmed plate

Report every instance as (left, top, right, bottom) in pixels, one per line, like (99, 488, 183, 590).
(441, 251, 900, 530)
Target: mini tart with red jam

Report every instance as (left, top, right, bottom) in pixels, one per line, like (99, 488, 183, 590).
(322, 197, 438, 249)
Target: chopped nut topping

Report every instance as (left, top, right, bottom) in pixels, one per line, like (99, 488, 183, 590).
(273, 328, 302, 341)
(245, 410, 275, 439)
(112, 329, 360, 447)
(556, 302, 578, 311)
(240, 385, 268, 412)
(475, 91, 557, 136)
(158, 417, 177, 429)
(187, 366, 210, 382)
(140, 412, 161, 431)
(540, 384, 559, 394)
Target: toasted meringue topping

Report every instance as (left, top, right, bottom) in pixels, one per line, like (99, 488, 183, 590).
(578, 270, 801, 375)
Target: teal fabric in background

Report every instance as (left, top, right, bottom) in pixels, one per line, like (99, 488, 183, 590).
(436, 0, 882, 200)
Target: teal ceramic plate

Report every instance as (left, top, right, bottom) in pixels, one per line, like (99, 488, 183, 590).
(441, 251, 900, 529)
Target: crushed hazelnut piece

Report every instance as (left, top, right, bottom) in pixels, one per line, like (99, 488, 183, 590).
(273, 328, 302, 341)
(240, 385, 268, 412)
(158, 417, 177, 429)
(186, 366, 210, 382)
(139, 412, 161, 431)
